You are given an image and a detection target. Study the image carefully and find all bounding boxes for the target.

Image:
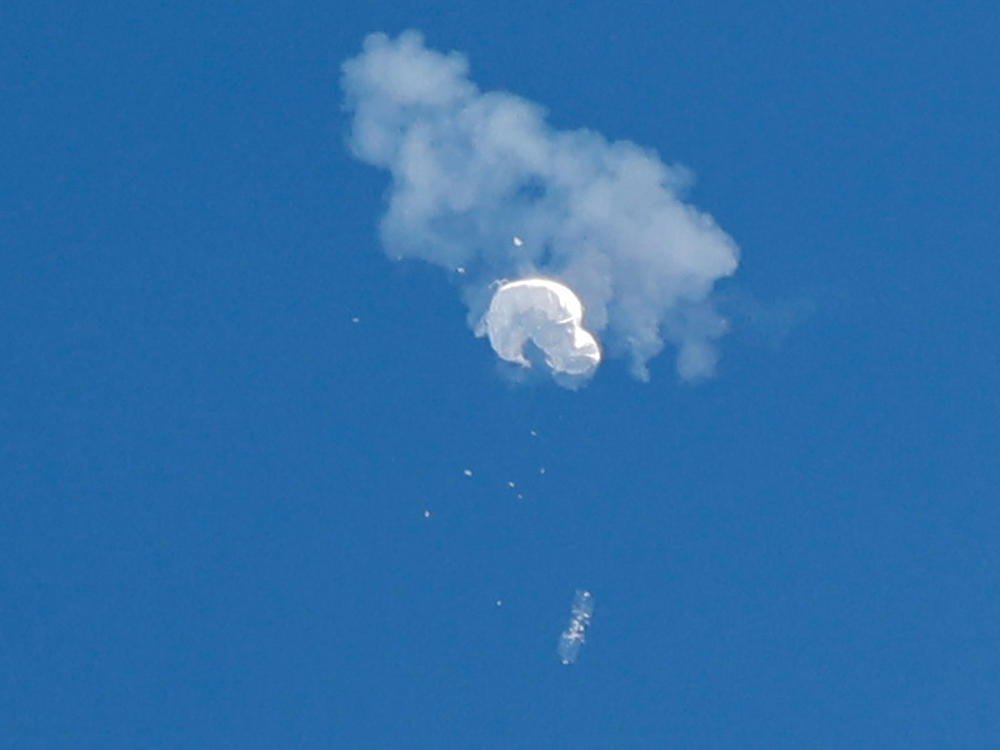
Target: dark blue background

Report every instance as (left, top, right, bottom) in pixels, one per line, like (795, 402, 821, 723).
(3, 2, 998, 747)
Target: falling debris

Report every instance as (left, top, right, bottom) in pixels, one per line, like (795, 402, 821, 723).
(477, 278, 601, 378)
(351, 316, 360, 323)
(530, 429, 537, 437)
(558, 590, 594, 665)
(463, 468, 473, 477)
(513, 236, 524, 247)
(496, 600, 503, 607)
(516, 493, 523, 500)
(423, 509, 432, 518)
(456, 266, 467, 274)
(539, 467, 546, 475)
(507, 481, 516, 488)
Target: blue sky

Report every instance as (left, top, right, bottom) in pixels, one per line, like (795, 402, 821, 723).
(3, 2, 999, 747)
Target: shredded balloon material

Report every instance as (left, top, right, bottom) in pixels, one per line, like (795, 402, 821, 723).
(477, 278, 601, 376)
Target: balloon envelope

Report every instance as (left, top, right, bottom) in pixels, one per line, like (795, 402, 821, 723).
(477, 278, 601, 376)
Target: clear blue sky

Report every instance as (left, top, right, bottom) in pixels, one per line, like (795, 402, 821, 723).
(3, 2, 998, 747)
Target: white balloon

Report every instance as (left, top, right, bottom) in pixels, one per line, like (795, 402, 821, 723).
(477, 278, 601, 376)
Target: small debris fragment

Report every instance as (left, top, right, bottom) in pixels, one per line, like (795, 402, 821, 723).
(513, 236, 524, 247)
(463, 468, 473, 477)
(507, 481, 516, 488)
(423, 509, 432, 518)
(539, 467, 546, 475)
(351, 316, 360, 323)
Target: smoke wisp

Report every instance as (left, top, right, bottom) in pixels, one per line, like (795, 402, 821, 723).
(341, 31, 740, 381)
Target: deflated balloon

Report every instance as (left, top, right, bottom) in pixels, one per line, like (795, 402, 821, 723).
(476, 278, 601, 376)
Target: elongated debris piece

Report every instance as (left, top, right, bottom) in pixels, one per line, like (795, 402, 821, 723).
(558, 590, 594, 665)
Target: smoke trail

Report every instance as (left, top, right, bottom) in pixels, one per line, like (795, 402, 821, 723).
(341, 31, 739, 381)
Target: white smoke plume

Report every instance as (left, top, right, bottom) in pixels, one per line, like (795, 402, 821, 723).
(341, 31, 740, 381)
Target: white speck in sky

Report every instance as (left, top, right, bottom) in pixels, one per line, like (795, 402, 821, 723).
(423, 509, 431, 518)
(513, 236, 524, 247)
(463, 468, 473, 477)
(496, 599, 503, 607)
(539, 467, 546, 475)
(507, 481, 515, 488)
(351, 316, 360, 323)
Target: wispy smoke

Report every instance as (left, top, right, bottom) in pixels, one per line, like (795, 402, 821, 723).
(341, 31, 739, 381)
